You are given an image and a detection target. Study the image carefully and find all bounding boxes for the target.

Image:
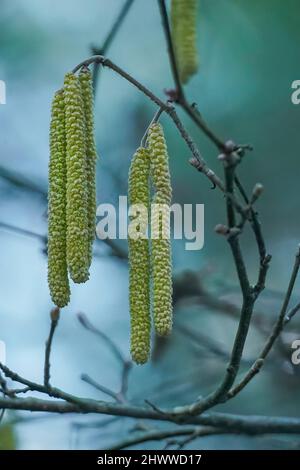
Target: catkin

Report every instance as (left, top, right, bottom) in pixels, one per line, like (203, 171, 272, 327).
(79, 67, 98, 268)
(128, 147, 151, 364)
(48, 91, 70, 307)
(64, 72, 89, 283)
(171, 0, 198, 84)
(147, 123, 173, 336)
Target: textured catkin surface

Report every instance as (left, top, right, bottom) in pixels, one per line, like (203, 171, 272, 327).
(128, 147, 151, 364)
(147, 123, 173, 336)
(171, 0, 198, 84)
(79, 68, 98, 269)
(64, 72, 89, 283)
(48, 91, 70, 307)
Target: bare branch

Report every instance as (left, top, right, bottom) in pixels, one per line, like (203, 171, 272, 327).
(108, 425, 222, 450)
(77, 313, 127, 365)
(227, 246, 300, 399)
(72, 55, 224, 191)
(0, 221, 46, 245)
(91, 0, 135, 91)
(156, 0, 225, 150)
(44, 307, 60, 388)
(0, 164, 46, 197)
(157, 0, 184, 101)
(0, 391, 300, 437)
(81, 373, 121, 402)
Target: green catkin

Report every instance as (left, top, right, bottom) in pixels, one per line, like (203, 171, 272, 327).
(64, 72, 89, 283)
(171, 0, 198, 84)
(147, 123, 173, 336)
(128, 147, 151, 364)
(48, 91, 70, 307)
(79, 67, 98, 268)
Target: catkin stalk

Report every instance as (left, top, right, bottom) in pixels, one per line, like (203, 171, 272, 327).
(64, 72, 89, 283)
(79, 67, 98, 268)
(128, 147, 151, 364)
(147, 123, 173, 336)
(171, 0, 199, 84)
(48, 90, 70, 307)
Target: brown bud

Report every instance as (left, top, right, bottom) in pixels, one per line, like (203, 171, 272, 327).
(50, 307, 60, 322)
(214, 224, 229, 235)
(252, 183, 264, 198)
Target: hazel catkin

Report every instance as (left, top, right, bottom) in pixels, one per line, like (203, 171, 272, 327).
(79, 67, 98, 268)
(64, 72, 89, 283)
(147, 123, 173, 337)
(171, 0, 199, 84)
(48, 90, 70, 307)
(128, 147, 151, 364)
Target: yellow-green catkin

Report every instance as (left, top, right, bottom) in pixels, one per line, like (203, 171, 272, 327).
(79, 67, 97, 268)
(48, 91, 70, 307)
(147, 123, 173, 336)
(171, 0, 198, 84)
(128, 147, 151, 364)
(64, 72, 89, 283)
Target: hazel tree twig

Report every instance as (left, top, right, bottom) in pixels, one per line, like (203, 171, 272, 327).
(108, 426, 223, 450)
(72, 55, 225, 191)
(91, 0, 135, 91)
(227, 246, 300, 400)
(44, 307, 60, 388)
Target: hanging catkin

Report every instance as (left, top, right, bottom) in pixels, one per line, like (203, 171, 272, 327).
(171, 0, 198, 84)
(64, 72, 90, 283)
(128, 147, 151, 364)
(48, 91, 70, 307)
(79, 67, 98, 268)
(147, 123, 173, 336)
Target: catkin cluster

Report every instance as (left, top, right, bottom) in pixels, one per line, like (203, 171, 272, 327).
(148, 123, 173, 337)
(48, 91, 70, 308)
(128, 148, 151, 364)
(128, 123, 173, 364)
(171, 0, 199, 84)
(48, 68, 98, 307)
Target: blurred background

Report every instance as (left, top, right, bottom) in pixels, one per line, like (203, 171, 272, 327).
(0, 0, 300, 450)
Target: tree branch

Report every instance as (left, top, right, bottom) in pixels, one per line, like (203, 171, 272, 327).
(44, 308, 60, 388)
(108, 425, 222, 450)
(157, 0, 184, 101)
(157, 0, 226, 151)
(91, 0, 135, 91)
(227, 246, 300, 399)
(72, 55, 225, 191)
(0, 391, 300, 436)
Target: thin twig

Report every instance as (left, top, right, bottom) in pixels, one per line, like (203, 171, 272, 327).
(0, 164, 46, 197)
(108, 425, 222, 451)
(284, 301, 300, 324)
(77, 312, 127, 365)
(81, 373, 121, 402)
(140, 106, 165, 147)
(72, 55, 224, 191)
(91, 0, 135, 92)
(44, 308, 60, 388)
(157, 0, 226, 150)
(234, 175, 271, 295)
(0, 221, 46, 244)
(227, 246, 300, 399)
(157, 0, 184, 101)
(120, 360, 132, 398)
(1, 390, 300, 436)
